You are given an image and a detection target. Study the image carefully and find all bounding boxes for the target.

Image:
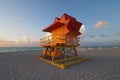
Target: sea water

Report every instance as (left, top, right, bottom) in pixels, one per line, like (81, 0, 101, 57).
(0, 47, 43, 53)
(0, 46, 118, 53)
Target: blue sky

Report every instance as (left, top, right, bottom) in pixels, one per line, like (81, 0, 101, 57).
(0, 0, 120, 47)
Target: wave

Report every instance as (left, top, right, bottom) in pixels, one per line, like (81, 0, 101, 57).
(0, 47, 43, 53)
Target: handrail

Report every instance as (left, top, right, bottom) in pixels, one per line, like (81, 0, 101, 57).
(40, 34, 81, 45)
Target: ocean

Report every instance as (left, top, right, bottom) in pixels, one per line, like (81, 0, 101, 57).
(0, 47, 43, 53)
(0, 46, 119, 53)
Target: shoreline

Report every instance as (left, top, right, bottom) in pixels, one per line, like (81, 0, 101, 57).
(0, 46, 119, 53)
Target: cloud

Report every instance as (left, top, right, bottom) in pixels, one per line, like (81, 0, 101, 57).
(79, 25, 87, 39)
(94, 21, 109, 29)
(0, 36, 39, 47)
(87, 34, 95, 38)
(100, 34, 106, 37)
(80, 25, 86, 34)
(0, 38, 6, 43)
(14, 38, 20, 44)
(114, 40, 120, 42)
(22, 36, 31, 43)
(0, 38, 13, 44)
(45, 32, 52, 37)
(116, 33, 120, 36)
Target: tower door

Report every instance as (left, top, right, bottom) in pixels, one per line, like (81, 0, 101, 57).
(73, 38, 77, 45)
(67, 38, 70, 45)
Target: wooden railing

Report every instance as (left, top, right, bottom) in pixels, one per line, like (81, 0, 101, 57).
(40, 35, 52, 44)
(40, 34, 65, 44)
(40, 34, 81, 45)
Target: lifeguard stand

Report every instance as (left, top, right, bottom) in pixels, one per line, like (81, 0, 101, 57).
(38, 13, 89, 69)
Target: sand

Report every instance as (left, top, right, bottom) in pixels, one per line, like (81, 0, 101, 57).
(0, 47, 120, 80)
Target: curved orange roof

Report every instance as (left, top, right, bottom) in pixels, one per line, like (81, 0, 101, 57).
(43, 22, 64, 32)
(42, 13, 82, 35)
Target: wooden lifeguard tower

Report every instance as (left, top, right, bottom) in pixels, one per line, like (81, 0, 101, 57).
(38, 13, 89, 69)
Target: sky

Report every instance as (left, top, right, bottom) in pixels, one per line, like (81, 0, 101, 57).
(0, 0, 120, 47)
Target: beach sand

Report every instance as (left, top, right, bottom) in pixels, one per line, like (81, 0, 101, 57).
(0, 47, 120, 80)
